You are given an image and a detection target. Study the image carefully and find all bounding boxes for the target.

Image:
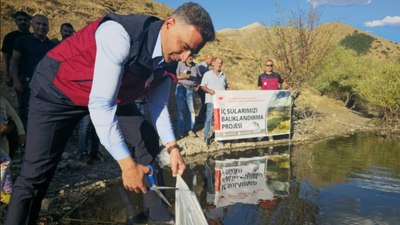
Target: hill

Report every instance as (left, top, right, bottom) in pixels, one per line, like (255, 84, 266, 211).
(2, 0, 398, 90)
(219, 22, 400, 63)
(0, 0, 173, 42)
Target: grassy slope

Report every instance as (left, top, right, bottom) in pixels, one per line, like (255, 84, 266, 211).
(0, 0, 172, 42)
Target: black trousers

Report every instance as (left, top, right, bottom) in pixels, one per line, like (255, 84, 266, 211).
(197, 88, 206, 123)
(5, 77, 163, 225)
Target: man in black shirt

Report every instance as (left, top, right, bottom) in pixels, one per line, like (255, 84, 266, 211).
(1, 11, 31, 86)
(10, 14, 57, 129)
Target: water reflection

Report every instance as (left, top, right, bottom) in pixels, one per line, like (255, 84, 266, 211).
(196, 132, 400, 225)
(194, 146, 290, 225)
(65, 133, 400, 225)
(292, 132, 400, 225)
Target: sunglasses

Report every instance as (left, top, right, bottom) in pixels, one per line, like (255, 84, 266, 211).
(266, 64, 273, 67)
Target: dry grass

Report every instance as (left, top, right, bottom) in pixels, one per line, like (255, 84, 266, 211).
(0, 0, 172, 42)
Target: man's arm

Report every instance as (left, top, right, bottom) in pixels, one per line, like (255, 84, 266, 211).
(257, 74, 262, 90)
(200, 73, 215, 95)
(148, 78, 185, 176)
(175, 62, 190, 80)
(1, 52, 11, 84)
(281, 80, 293, 92)
(10, 50, 22, 92)
(89, 20, 149, 193)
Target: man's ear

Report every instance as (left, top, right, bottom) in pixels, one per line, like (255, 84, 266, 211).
(164, 16, 176, 29)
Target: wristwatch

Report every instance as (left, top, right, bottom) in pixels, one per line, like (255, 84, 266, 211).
(166, 144, 180, 154)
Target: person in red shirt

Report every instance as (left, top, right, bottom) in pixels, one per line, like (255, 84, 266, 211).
(257, 59, 292, 91)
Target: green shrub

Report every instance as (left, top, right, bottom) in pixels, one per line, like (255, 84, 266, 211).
(356, 63, 400, 116)
(312, 46, 369, 108)
(339, 31, 376, 55)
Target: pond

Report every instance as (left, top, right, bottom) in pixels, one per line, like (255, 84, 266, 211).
(66, 133, 400, 224)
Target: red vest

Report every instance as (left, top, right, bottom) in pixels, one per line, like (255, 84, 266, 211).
(46, 14, 175, 106)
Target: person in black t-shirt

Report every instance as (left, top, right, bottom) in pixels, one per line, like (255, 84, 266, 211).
(1, 11, 31, 86)
(10, 14, 57, 129)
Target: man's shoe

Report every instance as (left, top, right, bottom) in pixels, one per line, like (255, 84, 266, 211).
(78, 153, 90, 164)
(126, 211, 148, 224)
(188, 130, 197, 137)
(148, 218, 175, 225)
(90, 152, 102, 163)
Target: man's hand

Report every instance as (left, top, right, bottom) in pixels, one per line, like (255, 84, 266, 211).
(169, 148, 186, 177)
(0, 124, 7, 137)
(18, 135, 26, 147)
(118, 156, 150, 193)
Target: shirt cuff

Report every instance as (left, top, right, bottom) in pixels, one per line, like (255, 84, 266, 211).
(109, 142, 131, 160)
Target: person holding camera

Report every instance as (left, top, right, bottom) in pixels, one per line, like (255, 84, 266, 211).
(175, 56, 200, 138)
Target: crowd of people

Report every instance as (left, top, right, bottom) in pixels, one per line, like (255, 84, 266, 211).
(0, 2, 292, 224)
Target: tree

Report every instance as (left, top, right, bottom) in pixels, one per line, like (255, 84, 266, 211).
(262, 6, 335, 90)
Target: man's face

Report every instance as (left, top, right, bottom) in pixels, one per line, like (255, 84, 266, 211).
(15, 15, 31, 33)
(31, 16, 49, 38)
(161, 17, 204, 63)
(61, 26, 75, 40)
(265, 61, 274, 73)
(185, 56, 193, 65)
(205, 55, 213, 65)
(213, 58, 223, 72)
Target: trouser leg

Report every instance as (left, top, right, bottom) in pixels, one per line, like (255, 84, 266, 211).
(78, 114, 91, 154)
(175, 85, 187, 136)
(197, 89, 206, 123)
(5, 94, 83, 225)
(186, 88, 195, 131)
(16, 85, 30, 131)
(204, 103, 214, 141)
(117, 104, 163, 208)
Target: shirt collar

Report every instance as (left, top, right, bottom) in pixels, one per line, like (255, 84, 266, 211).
(152, 31, 163, 64)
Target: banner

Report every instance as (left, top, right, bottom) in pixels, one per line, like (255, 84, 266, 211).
(213, 90, 292, 141)
(214, 156, 274, 207)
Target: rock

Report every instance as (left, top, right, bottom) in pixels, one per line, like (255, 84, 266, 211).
(41, 198, 53, 212)
(94, 180, 107, 188)
(62, 152, 70, 160)
(59, 190, 65, 197)
(58, 161, 68, 170)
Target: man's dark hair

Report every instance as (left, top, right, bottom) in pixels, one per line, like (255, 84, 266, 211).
(172, 2, 215, 43)
(60, 23, 74, 30)
(12, 11, 32, 20)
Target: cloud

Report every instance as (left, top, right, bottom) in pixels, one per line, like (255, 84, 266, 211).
(307, 0, 371, 9)
(364, 16, 400, 27)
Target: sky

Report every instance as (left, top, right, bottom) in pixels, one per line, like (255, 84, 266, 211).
(156, 0, 400, 43)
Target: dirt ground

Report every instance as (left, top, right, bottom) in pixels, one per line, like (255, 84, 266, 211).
(0, 84, 373, 224)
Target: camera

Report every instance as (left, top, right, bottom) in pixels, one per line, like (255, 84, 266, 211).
(185, 70, 191, 75)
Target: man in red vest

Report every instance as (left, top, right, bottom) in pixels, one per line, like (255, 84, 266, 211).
(5, 3, 215, 225)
